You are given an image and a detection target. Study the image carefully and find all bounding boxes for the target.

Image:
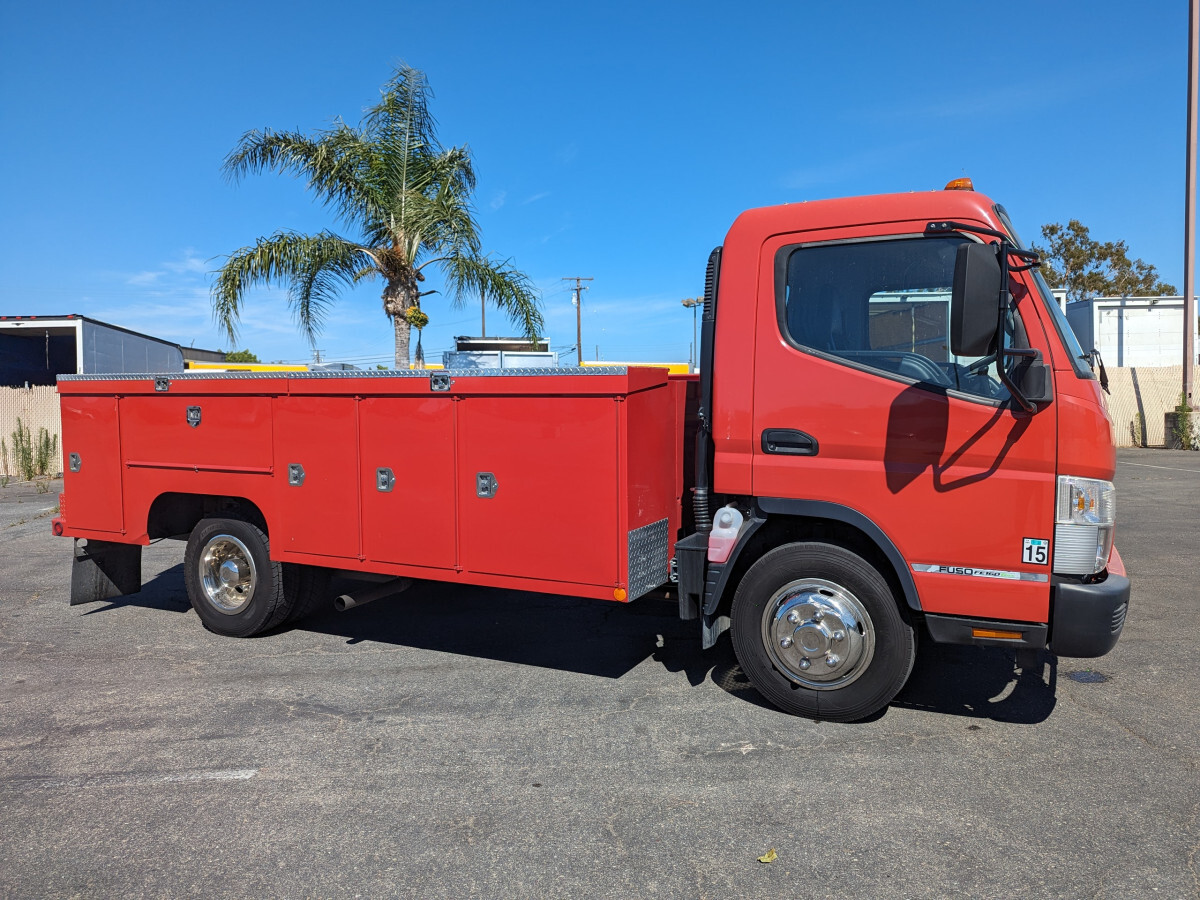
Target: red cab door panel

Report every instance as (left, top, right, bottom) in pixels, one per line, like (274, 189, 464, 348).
(750, 226, 1058, 623)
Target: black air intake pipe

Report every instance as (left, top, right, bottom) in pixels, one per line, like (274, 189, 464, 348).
(693, 246, 722, 535)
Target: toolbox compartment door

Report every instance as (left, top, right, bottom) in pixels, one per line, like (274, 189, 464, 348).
(60, 395, 124, 533)
(459, 396, 619, 587)
(273, 396, 360, 560)
(119, 395, 272, 471)
(359, 396, 457, 569)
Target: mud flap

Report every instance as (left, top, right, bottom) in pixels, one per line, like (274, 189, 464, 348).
(71, 539, 142, 605)
(701, 612, 731, 649)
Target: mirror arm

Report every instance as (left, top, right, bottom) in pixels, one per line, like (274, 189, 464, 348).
(994, 241, 1038, 413)
(926, 220, 1009, 241)
(926, 221, 1041, 265)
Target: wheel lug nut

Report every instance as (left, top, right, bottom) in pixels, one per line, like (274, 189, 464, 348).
(826, 654, 841, 667)
(779, 636, 793, 649)
(786, 611, 800, 625)
(833, 630, 846, 641)
(813, 610, 825, 621)
(798, 658, 811, 669)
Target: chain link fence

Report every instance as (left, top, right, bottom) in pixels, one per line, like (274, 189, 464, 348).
(1102, 365, 1200, 447)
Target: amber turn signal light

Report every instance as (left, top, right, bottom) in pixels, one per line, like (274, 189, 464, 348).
(971, 627, 1022, 640)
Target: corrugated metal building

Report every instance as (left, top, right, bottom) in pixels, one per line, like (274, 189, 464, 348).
(0, 314, 184, 386)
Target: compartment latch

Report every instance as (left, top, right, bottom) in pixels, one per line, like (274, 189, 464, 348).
(476, 472, 499, 498)
(377, 467, 395, 492)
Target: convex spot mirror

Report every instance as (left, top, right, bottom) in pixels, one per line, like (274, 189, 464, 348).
(950, 241, 1002, 357)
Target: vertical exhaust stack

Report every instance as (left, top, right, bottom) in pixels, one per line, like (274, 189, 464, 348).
(693, 246, 722, 535)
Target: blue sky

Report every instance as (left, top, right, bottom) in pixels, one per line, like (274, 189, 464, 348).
(0, 1, 1192, 366)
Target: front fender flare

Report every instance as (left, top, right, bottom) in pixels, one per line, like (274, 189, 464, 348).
(703, 498, 922, 619)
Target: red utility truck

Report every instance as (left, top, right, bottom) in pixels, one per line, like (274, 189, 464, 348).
(55, 185, 1129, 722)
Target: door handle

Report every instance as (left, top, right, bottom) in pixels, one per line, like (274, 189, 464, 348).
(761, 429, 819, 456)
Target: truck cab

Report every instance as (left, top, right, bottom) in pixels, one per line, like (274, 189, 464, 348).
(676, 185, 1128, 721)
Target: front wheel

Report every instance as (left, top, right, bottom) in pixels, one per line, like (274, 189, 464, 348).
(730, 542, 915, 722)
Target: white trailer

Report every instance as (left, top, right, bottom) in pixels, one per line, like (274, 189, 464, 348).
(0, 315, 183, 387)
(1065, 296, 1200, 367)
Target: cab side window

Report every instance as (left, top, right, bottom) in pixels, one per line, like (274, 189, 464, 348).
(779, 236, 1025, 402)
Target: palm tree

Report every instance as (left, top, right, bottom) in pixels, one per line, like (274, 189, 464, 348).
(211, 64, 543, 368)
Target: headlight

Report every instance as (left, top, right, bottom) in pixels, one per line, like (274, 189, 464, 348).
(1054, 476, 1115, 575)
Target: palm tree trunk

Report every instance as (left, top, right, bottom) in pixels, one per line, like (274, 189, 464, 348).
(392, 315, 411, 369)
(383, 275, 423, 369)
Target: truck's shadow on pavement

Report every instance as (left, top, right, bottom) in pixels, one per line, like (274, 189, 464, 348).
(84, 571, 1057, 723)
(672, 634, 1057, 724)
(303, 578, 1059, 723)
(304, 579, 699, 681)
(890, 642, 1058, 724)
(78, 563, 192, 615)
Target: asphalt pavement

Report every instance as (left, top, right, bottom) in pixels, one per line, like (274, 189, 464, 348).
(1, 450, 1198, 899)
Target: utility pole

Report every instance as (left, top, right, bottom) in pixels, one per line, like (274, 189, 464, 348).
(681, 297, 702, 371)
(480, 286, 486, 338)
(1186, 0, 1198, 402)
(563, 277, 593, 366)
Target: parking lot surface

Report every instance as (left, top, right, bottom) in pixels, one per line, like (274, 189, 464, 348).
(1, 449, 1198, 899)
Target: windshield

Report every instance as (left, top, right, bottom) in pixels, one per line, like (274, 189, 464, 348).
(994, 204, 1095, 381)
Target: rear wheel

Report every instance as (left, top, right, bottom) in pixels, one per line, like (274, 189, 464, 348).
(730, 542, 915, 722)
(184, 517, 292, 637)
(281, 563, 332, 624)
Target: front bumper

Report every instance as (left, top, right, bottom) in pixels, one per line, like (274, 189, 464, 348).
(1048, 570, 1130, 658)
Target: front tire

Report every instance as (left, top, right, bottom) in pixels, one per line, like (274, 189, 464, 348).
(730, 542, 915, 722)
(184, 517, 292, 637)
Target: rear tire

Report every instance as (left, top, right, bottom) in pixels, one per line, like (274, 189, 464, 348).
(184, 517, 292, 637)
(730, 542, 915, 722)
(282, 564, 332, 624)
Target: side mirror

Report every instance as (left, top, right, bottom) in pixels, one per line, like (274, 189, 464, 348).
(1011, 354, 1053, 406)
(950, 242, 1001, 357)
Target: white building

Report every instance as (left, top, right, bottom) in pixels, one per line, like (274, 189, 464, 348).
(0, 314, 184, 387)
(1065, 296, 1199, 367)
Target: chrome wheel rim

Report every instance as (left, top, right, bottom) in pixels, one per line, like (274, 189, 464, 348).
(198, 534, 257, 615)
(761, 578, 875, 690)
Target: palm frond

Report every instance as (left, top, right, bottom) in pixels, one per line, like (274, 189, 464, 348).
(366, 63, 437, 150)
(223, 126, 385, 233)
(441, 255, 544, 343)
(211, 231, 366, 345)
(366, 64, 440, 217)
